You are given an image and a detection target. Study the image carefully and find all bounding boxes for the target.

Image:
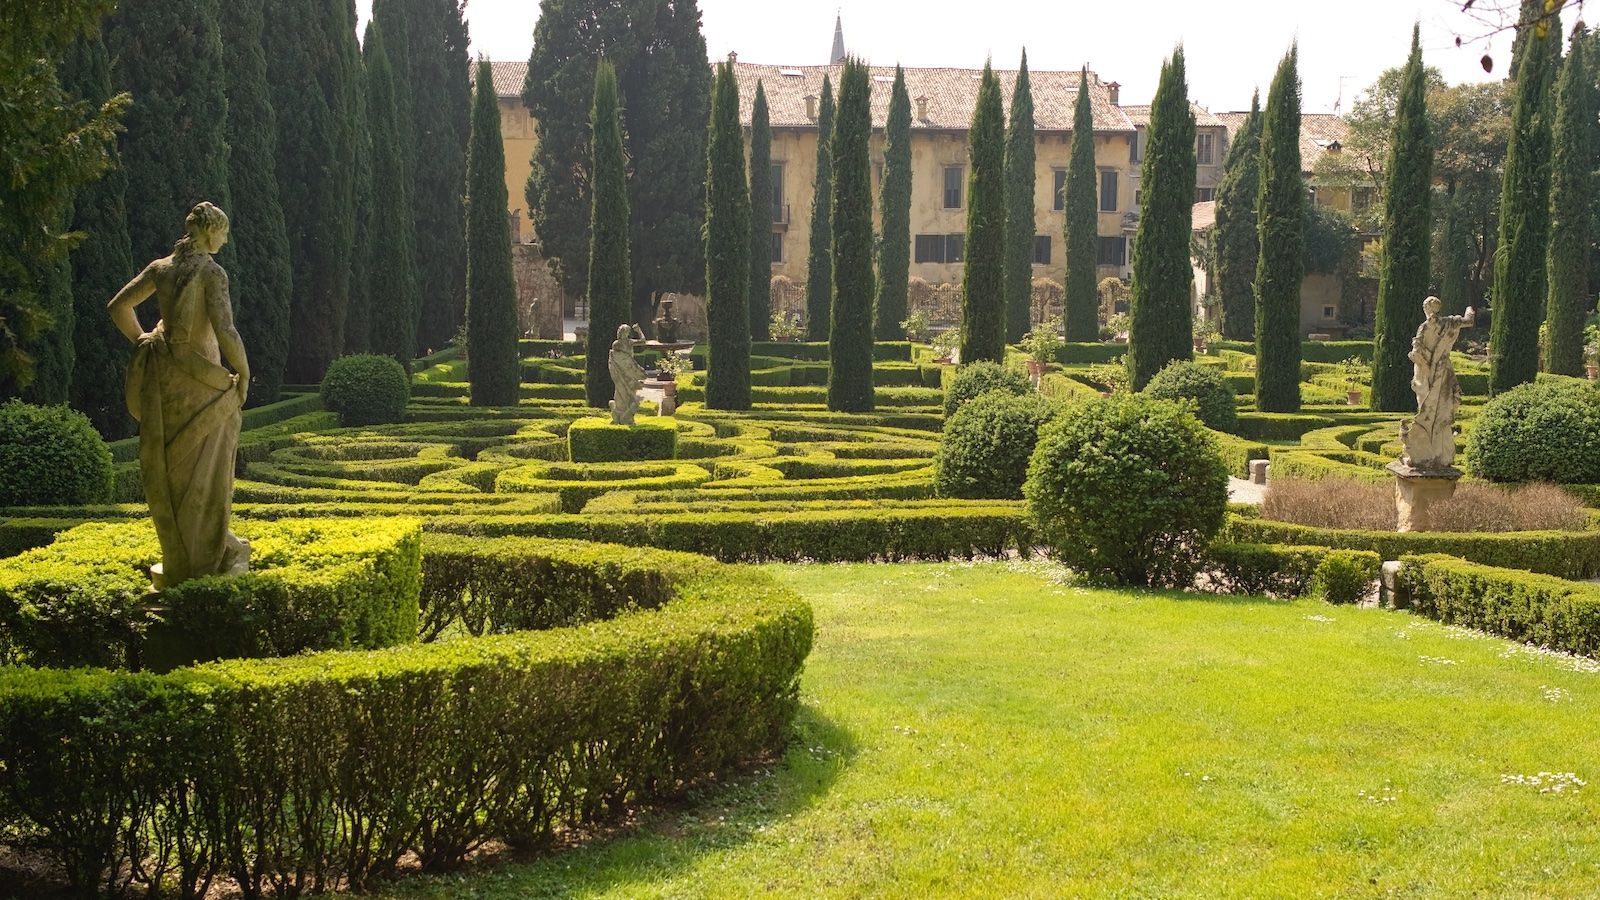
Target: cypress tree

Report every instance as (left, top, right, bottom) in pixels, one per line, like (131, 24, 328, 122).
(829, 58, 875, 412)
(1546, 24, 1591, 377)
(748, 81, 773, 342)
(346, 75, 374, 356)
(363, 22, 422, 369)
(960, 62, 1008, 364)
(1063, 67, 1100, 342)
(804, 75, 836, 341)
(874, 65, 913, 340)
(1255, 45, 1305, 413)
(1439, 190, 1472, 316)
(1491, 5, 1560, 392)
(1213, 91, 1261, 341)
(61, 33, 135, 436)
(218, 0, 294, 403)
(21, 253, 74, 406)
(1003, 52, 1037, 344)
(105, 0, 232, 267)
(704, 61, 751, 410)
(1127, 46, 1197, 390)
(263, 0, 362, 382)
(1371, 26, 1434, 412)
(584, 59, 632, 409)
(466, 58, 521, 405)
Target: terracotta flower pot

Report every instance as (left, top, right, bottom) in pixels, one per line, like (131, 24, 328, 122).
(1346, 390, 1362, 406)
(1026, 359, 1046, 377)
(1588, 363, 1598, 381)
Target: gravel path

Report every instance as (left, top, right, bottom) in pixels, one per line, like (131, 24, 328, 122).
(1228, 476, 1266, 505)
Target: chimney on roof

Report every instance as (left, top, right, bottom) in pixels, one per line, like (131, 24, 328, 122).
(805, 94, 818, 119)
(1107, 81, 1120, 106)
(830, 13, 846, 65)
(916, 95, 928, 121)
(728, 50, 737, 64)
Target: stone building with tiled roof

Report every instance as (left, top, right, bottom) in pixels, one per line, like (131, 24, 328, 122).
(1120, 102, 1230, 205)
(1213, 110, 1369, 214)
(732, 61, 1141, 290)
(475, 60, 538, 243)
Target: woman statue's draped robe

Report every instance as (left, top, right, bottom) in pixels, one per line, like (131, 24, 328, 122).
(124, 252, 248, 586)
(1400, 300, 1475, 471)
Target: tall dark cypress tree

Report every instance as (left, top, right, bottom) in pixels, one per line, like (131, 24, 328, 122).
(1255, 45, 1305, 413)
(1371, 26, 1433, 412)
(704, 61, 751, 410)
(1491, 6, 1560, 392)
(748, 81, 773, 342)
(61, 34, 135, 436)
(874, 65, 913, 341)
(1439, 190, 1472, 316)
(584, 59, 631, 409)
(961, 62, 1008, 364)
(1546, 24, 1591, 377)
(804, 75, 836, 341)
(363, 21, 422, 369)
(218, 0, 294, 403)
(263, 0, 362, 382)
(1127, 46, 1196, 390)
(1213, 91, 1261, 342)
(829, 58, 875, 412)
(105, 0, 232, 267)
(346, 74, 374, 356)
(1063, 67, 1100, 342)
(1003, 52, 1036, 344)
(466, 58, 521, 406)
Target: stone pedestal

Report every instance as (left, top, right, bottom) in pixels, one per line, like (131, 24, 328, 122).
(1248, 459, 1270, 485)
(1387, 462, 1461, 533)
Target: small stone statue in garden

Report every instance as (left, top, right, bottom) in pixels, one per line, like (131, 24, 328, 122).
(652, 297, 681, 344)
(1399, 296, 1475, 471)
(608, 323, 646, 425)
(108, 202, 251, 587)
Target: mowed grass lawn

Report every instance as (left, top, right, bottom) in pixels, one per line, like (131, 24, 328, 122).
(383, 561, 1600, 898)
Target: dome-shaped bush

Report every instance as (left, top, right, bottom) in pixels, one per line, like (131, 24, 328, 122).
(0, 401, 113, 506)
(320, 354, 411, 426)
(943, 360, 1031, 418)
(1141, 359, 1237, 431)
(935, 391, 1060, 499)
(1465, 377, 1600, 483)
(1025, 394, 1228, 587)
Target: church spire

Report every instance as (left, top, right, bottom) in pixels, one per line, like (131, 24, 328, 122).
(830, 12, 846, 65)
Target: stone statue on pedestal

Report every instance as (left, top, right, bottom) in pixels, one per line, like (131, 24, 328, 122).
(1388, 296, 1474, 532)
(108, 202, 251, 587)
(608, 323, 646, 425)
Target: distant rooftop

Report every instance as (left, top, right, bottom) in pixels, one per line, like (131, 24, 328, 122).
(1214, 110, 1353, 172)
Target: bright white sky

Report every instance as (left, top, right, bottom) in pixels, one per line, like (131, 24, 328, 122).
(357, 0, 1524, 113)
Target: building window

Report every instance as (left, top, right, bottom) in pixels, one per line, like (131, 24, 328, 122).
(1195, 187, 1215, 203)
(771, 232, 783, 264)
(1322, 305, 1336, 320)
(1196, 132, 1214, 165)
(1033, 235, 1051, 265)
(913, 233, 966, 263)
(1352, 186, 1375, 213)
(1096, 236, 1126, 267)
(943, 165, 963, 209)
(1130, 129, 1142, 163)
(1052, 170, 1067, 211)
(1099, 170, 1118, 212)
(1134, 190, 1141, 208)
(771, 163, 785, 223)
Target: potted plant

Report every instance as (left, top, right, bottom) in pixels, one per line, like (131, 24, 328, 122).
(931, 329, 961, 365)
(654, 352, 692, 403)
(770, 312, 806, 343)
(1585, 325, 1599, 380)
(1194, 317, 1221, 354)
(1021, 322, 1062, 379)
(1341, 355, 1364, 406)
(899, 309, 933, 344)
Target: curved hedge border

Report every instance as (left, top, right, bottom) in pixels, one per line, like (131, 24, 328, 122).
(0, 535, 812, 896)
(1396, 554, 1600, 656)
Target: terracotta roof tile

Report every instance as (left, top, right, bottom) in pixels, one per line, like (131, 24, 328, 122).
(731, 62, 1135, 133)
(478, 60, 528, 99)
(1121, 102, 1224, 129)
(1215, 110, 1353, 173)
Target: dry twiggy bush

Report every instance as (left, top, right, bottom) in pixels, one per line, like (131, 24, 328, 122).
(1261, 477, 1586, 532)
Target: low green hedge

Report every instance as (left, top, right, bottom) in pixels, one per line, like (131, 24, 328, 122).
(1267, 448, 1392, 482)
(1396, 554, 1600, 656)
(1224, 516, 1600, 580)
(0, 518, 421, 670)
(567, 416, 678, 462)
(0, 537, 811, 895)
(1232, 413, 1338, 441)
(1208, 542, 1381, 602)
(495, 461, 712, 512)
(745, 340, 913, 361)
(1211, 432, 1271, 478)
(1054, 342, 1127, 364)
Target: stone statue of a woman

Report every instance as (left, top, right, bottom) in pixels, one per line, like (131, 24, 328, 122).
(608, 323, 646, 425)
(108, 202, 251, 588)
(1399, 296, 1475, 471)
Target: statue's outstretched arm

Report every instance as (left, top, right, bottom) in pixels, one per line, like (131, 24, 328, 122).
(207, 269, 251, 404)
(107, 265, 156, 344)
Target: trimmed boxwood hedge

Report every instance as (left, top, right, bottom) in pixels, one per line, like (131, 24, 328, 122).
(1397, 553, 1600, 656)
(495, 461, 713, 512)
(568, 416, 678, 462)
(1208, 542, 1380, 603)
(0, 518, 422, 670)
(0, 536, 812, 895)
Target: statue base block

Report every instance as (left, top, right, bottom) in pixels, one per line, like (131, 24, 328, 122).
(1387, 462, 1462, 533)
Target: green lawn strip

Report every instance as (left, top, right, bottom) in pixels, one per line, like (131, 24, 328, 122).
(378, 561, 1600, 898)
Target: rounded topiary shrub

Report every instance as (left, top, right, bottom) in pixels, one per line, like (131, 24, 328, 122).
(320, 354, 411, 426)
(1024, 394, 1229, 587)
(1141, 359, 1237, 431)
(943, 360, 1031, 418)
(0, 401, 113, 506)
(1465, 377, 1600, 483)
(935, 391, 1060, 499)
